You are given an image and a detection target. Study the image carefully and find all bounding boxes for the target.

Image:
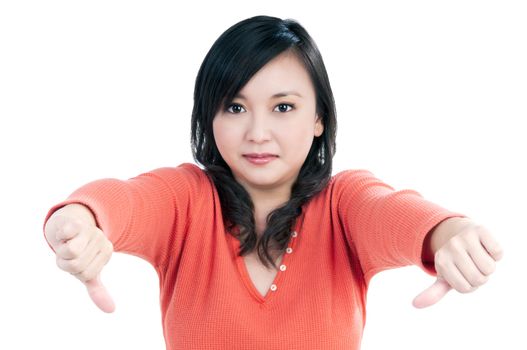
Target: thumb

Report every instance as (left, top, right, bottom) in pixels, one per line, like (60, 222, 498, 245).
(84, 275, 116, 313)
(412, 277, 452, 309)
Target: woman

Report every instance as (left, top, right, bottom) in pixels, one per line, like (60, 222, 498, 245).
(43, 15, 503, 349)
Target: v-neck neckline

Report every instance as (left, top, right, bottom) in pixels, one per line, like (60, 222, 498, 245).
(227, 211, 305, 304)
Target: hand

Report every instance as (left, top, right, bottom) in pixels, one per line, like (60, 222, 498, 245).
(45, 210, 116, 313)
(413, 223, 503, 308)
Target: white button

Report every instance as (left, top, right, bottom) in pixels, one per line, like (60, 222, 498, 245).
(291, 231, 298, 237)
(279, 264, 287, 271)
(270, 284, 277, 291)
(286, 247, 293, 254)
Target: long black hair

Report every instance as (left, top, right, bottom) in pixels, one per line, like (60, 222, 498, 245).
(191, 15, 337, 269)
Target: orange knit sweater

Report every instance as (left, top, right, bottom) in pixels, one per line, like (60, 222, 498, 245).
(43, 163, 465, 349)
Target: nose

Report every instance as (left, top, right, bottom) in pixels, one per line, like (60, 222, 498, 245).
(246, 112, 272, 143)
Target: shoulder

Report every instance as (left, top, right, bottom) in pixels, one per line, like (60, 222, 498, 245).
(147, 162, 204, 175)
(144, 162, 208, 182)
(302, 169, 381, 209)
(332, 168, 376, 181)
(330, 168, 381, 190)
(134, 162, 213, 195)
(327, 168, 397, 206)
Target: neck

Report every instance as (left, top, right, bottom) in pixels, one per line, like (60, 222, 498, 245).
(234, 175, 296, 237)
(251, 189, 291, 238)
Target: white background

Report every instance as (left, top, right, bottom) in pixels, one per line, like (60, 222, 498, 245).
(1, 1, 525, 349)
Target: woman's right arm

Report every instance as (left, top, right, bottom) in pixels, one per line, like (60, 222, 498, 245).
(43, 162, 206, 313)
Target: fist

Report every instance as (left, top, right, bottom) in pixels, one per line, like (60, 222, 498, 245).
(44, 206, 116, 313)
(413, 222, 503, 308)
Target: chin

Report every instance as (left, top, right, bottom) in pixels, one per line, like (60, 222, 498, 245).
(237, 172, 281, 189)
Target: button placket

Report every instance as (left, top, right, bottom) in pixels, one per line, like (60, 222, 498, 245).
(270, 230, 298, 293)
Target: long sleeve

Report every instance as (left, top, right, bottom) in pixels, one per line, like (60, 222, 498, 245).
(334, 169, 467, 284)
(43, 163, 206, 269)
(44, 164, 467, 348)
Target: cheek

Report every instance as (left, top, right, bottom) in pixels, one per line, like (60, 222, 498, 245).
(279, 126, 314, 157)
(212, 120, 226, 153)
(213, 119, 238, 155)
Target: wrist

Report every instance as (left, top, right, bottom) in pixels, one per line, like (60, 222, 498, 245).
(423, 216, 473, 264)
(56, 203, 97, 227)
(430, 217, 474, 253)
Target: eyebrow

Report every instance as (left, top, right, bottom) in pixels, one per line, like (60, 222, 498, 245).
(234, 91, 303, 100)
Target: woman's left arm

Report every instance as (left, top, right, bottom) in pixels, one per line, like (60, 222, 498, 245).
(413, 217, 504, 308)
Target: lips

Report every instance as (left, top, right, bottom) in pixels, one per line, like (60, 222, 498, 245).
(243, 153, 278, 165)
(243, 153, 278, 158)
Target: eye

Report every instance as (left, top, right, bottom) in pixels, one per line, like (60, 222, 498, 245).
(274, 103, 295, 113)
(226, 103, 246, 114)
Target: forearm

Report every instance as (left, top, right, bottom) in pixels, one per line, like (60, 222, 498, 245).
(422, 216, 473, 263)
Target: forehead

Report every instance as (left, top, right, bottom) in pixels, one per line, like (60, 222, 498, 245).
(235, 52, 315, 100)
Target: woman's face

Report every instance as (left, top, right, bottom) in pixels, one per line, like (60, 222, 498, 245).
(212, 51, 324, 199)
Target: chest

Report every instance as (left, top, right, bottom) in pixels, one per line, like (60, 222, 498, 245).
(242, 251, 284, 297)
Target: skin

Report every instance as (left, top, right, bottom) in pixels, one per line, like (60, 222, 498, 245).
(415, 216, 504, 307)
(44, 50, 504, 313)
(211, 49, 504, 307)
(212, 50, 323, 236)
(45, 203, 115, 313)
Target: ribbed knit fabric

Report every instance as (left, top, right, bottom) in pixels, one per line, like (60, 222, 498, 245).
(43, 163, 466, 349)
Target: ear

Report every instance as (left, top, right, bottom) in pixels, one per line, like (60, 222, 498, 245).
(314, 115, 324, 137)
